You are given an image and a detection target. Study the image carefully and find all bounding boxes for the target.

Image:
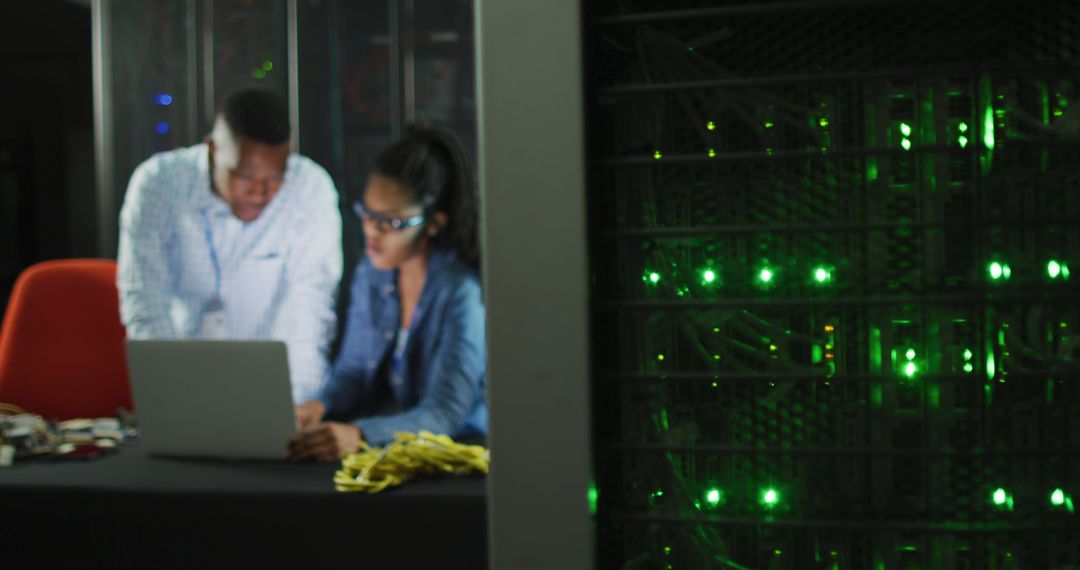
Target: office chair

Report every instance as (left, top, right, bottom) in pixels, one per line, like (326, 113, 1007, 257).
(0, 259, 133, 419)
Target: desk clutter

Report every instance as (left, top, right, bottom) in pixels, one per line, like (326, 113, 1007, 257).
(0, 403, 137, 466)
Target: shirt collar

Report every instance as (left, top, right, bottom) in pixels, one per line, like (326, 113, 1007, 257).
(367, 246, 460, 292)
(426, 245, 457, 276)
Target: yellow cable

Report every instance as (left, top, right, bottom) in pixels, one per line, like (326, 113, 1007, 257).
(0, 402, 27, 417)
(334, 431, 489, 493)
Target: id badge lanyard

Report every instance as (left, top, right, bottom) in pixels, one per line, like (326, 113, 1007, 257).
(199, 212, 227, 338)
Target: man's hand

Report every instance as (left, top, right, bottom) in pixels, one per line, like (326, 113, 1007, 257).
(287, 422, 362, 462)
(295, 400, 326, 431)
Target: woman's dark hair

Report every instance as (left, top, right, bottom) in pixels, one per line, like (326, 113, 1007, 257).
(372, 125, 480, 272)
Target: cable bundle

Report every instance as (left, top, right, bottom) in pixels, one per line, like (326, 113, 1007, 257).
(334, 431, 489, 493)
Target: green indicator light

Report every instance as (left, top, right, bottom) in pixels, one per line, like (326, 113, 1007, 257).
(261, 60, 273, 72)
(1063, 265, 1071, 279)
(657, 354, 665, 362)
(647, 272, 661, 284)
(759, 268, 774, 283)
(993, 488, 1008, 506)
(901, 138, 912, 151)
(959, 135, 969, 148)
(906, 349, 916, 361)
(903, 362, 917, 378)
(707, 121, 716, 131)
(964, 349, 974, 361)
(900, 123, 912, 136)
(761, 488, 780, 507)
(588, 483, 598, 515)
(1051, 488, 1066, 506)
(819, 117, 829, 127)
(252, 69, 267, 79)
(959, 122, 969, 132)
(1048, 260, 1062, 279)
(705, 488, 722, 506)
(984, 105, 996, 150)
(653, 150, 662, 160)
(764, 121, 774, 129)
(964, 363, 974, 373)
(813, 267, 831, 283)
(707, 148, 716, 157)
(703, 269, 717, 284)
(989, 262, 1011, 281)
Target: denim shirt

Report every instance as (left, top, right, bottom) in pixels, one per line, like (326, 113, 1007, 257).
(317, 247, 487, 446)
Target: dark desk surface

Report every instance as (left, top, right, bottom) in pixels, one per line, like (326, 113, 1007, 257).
(0, 444, 486, 496)
(0, 446, 489, 569)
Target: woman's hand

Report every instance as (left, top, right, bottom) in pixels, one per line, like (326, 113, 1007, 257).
(287, 422, 362, 462)
(295, 400, 326, 431)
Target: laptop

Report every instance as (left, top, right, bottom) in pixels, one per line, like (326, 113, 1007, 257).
(125, 340, 297, 460)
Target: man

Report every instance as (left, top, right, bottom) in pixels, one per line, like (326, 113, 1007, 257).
(117, 88, 342, 403)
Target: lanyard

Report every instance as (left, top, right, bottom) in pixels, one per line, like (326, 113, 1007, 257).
(202, 210, 223, 306)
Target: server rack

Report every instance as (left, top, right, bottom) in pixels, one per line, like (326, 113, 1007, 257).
(586, 2, 1080, 567)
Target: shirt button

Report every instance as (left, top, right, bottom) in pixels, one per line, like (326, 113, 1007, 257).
(384, 330, 394, 340)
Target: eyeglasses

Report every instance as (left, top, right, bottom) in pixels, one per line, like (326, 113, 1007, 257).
(353, 202, 426, 233)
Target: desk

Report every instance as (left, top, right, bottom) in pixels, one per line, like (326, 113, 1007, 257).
(0, 447, 488, 569)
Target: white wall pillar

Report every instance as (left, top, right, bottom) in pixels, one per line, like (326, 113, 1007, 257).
(476, 0, 593, 568)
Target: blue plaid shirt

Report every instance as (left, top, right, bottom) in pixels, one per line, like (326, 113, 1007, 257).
(317, 247, 487, 446)
(116, 143, 343, 402)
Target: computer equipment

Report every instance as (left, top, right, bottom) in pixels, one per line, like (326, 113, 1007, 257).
(125, 340, 296, 460)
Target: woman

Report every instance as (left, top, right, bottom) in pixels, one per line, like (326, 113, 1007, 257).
(288, 126, 486, 461)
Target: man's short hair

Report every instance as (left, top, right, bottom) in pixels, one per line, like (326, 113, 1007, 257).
(220, 88, 290, 145)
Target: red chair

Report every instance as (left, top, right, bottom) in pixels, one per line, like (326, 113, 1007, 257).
(0, 259, 133, 419)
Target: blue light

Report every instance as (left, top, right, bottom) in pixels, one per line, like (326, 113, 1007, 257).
(154, 121, 170, 135)
(154, 93, 173, 106)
